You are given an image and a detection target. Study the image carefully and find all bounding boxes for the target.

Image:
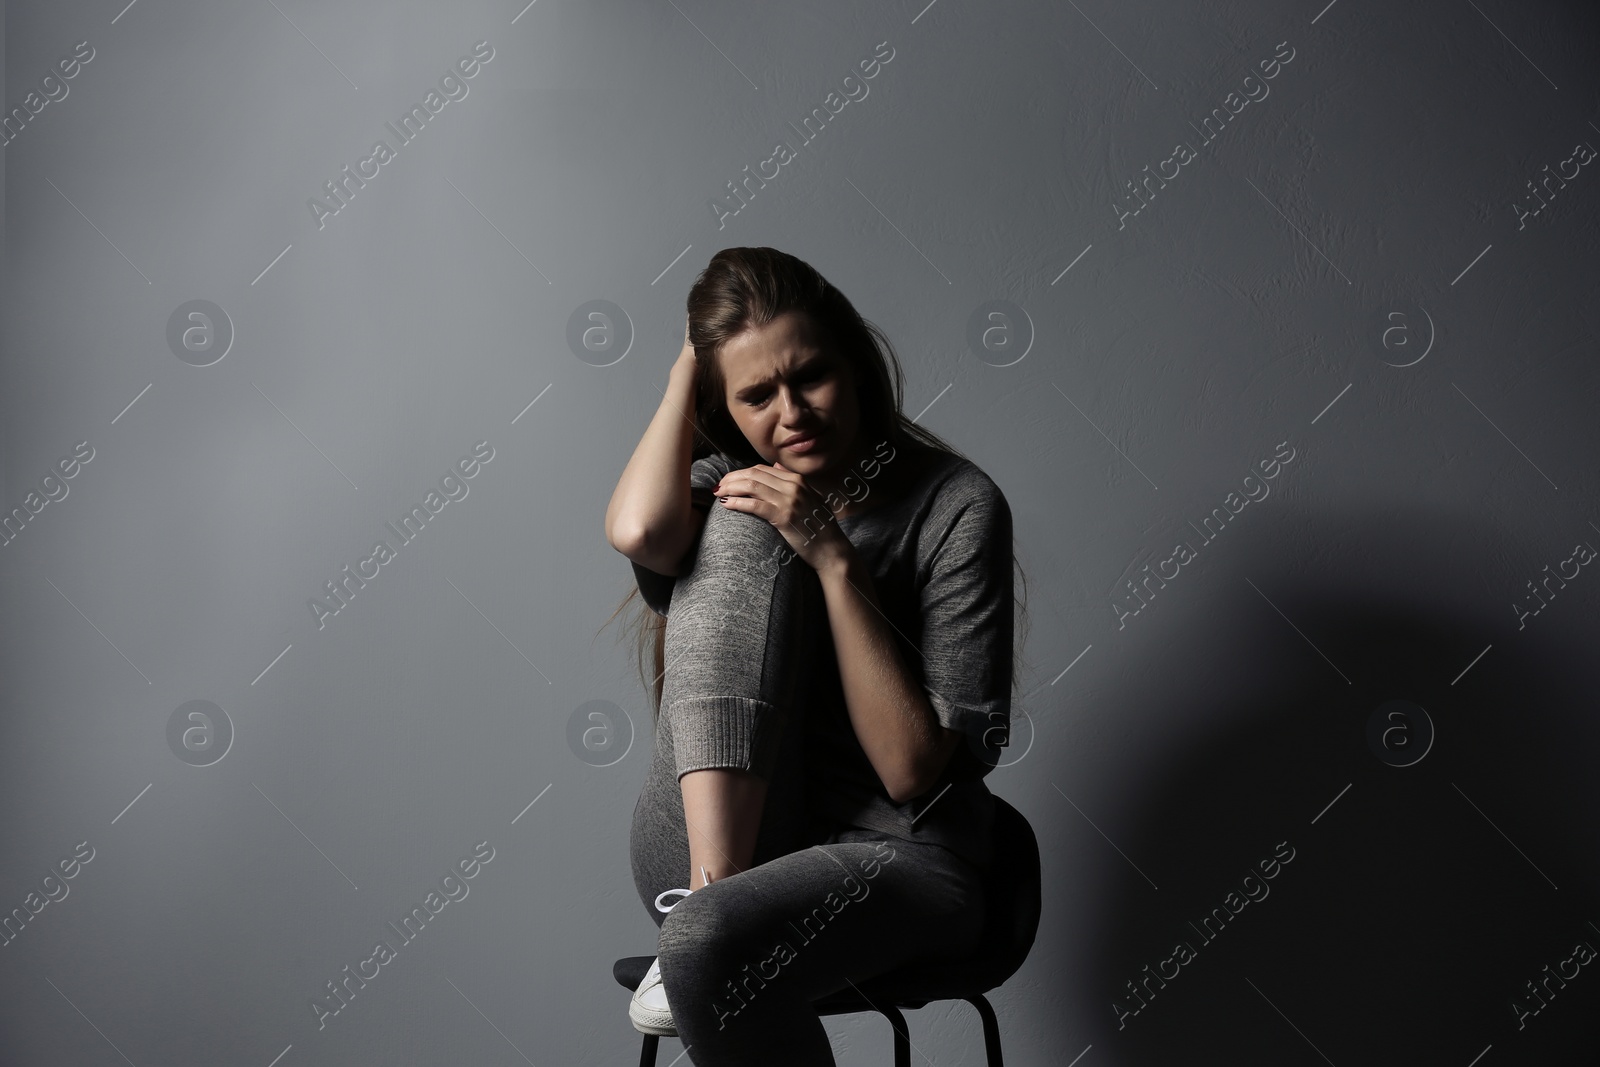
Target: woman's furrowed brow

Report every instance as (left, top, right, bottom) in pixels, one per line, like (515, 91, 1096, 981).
(734, 355, 824, 400)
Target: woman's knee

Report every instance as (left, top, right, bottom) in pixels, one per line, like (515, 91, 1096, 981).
(662, 502, 826, 693)
(694, 501, 799, 583)
(654, 888, 748, 994)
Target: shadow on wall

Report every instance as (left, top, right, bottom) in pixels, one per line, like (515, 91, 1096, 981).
(1045, 507, 1600, 1064)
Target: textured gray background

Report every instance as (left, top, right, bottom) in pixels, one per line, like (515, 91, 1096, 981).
(4, 0, 1599, 1064)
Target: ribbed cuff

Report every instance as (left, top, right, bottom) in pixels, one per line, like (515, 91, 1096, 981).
(667, 696, 789, 782)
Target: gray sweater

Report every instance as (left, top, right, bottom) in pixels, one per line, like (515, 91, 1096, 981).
(631, 443, 1014, 867)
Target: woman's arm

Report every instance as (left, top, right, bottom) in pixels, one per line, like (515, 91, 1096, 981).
(604, 324, 705, 576)
(816, 548, 963, 805)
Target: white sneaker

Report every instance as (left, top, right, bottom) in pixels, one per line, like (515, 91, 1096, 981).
(630, 887, 693, 1036)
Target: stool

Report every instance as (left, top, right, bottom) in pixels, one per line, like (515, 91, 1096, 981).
(613, 795, 1041, 1066)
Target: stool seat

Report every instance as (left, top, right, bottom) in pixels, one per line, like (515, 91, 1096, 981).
(616, 795, 1041, 1066)
(614, 947, 1001, 1012)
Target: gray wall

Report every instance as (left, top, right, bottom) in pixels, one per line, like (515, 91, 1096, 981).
(4, 0, 1598, 1063)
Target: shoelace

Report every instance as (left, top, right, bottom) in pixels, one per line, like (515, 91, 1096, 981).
(653, 866, 712, 914)
(654, 887, 691, 914)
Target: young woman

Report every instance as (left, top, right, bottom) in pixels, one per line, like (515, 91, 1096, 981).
(602, 246, 1028, 1065)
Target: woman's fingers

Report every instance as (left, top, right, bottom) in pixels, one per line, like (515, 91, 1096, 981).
(720, 470, 787, 499)
(714, 464, 797, 496)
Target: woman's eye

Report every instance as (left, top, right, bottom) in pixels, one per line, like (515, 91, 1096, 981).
(747, 367, 827, 407)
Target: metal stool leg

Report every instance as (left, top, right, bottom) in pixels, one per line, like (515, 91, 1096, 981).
(636, 1033, 658, 1067)
(965, 996, 1003, 1067)
(876, 1005, 911, 1067)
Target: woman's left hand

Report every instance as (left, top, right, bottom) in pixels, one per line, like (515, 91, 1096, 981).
(713, 461, 854, 574)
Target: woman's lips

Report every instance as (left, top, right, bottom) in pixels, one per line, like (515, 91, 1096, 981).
(783, 428, 825, 454)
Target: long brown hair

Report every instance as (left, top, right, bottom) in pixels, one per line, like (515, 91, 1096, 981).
(597, 246, 1032, 721)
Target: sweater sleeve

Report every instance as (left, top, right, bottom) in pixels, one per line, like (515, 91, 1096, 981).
(667, 696, 789, 782)
(915, 473, 1014, 782)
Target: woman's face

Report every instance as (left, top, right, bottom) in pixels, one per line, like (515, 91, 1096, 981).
(716, 309, 862, 479)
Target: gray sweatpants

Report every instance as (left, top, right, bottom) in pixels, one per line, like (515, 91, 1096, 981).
(629, 498, 987, 1065)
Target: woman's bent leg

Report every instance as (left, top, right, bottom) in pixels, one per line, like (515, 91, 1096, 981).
(656, 833, 987, 1066)
(631, 500, 828, 925)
